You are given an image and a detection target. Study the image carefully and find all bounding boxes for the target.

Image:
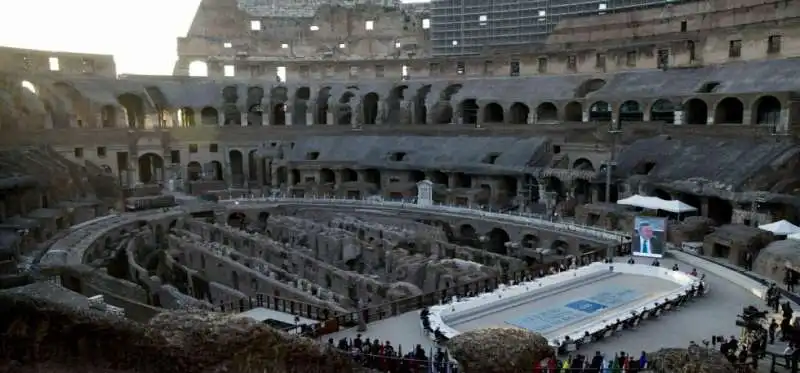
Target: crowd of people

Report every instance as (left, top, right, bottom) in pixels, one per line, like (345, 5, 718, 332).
(329, 335, 459, 373)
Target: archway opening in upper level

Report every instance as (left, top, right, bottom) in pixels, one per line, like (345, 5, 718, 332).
(117, 93, 145, 129)
(536, 102, 558, 122)
(246, 86, 265, 126)
(753, 95, 781, 125)
(188, 61, 208, 77)
(564, 101, 582, 122)
(316, 87, 331, 125)
(650, 99, 675, 124)
(486, 227, 511, 255)
(272, 104, 286, 126)
(293, 87, 311, 126)
(338, 92, 355, 125)
(200, 107, 218, 125)
(320, 168, 335, 184)
(573, 158, 594, 171)
(619, 100, 643, 122)
(101, 105, 117, 128)
(415, 85, 432, 125)
(714, 97, 744, 124)
(483, 102, 504, 124)
(363, 92, 379, 125)
(588, 101, 611, 122)
(575, 79, 606, 98)
(508, 102, 529, 124)
(459, 99, 478, 125)
(138, 153, 164, 184)
(684, 98, 708, 125)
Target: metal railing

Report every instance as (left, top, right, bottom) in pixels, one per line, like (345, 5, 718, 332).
(220, 196, 630, 242)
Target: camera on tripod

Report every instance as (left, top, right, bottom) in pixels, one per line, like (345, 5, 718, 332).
(736, 306, 768, 329)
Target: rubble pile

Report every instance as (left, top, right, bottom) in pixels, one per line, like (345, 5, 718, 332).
(0, 291, 367, 373)
(447, 327, 553, 373)
(648, 348, 737, 373)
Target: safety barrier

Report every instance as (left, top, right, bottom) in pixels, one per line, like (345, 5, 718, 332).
(425, 262, 703, 347)
(221, 196, 629, 242)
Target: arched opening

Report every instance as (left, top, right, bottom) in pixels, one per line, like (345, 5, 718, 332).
(290, 169, 301, 185)
(521, 234, 539, 248)
(316, 87, 331, 124)
(483, 102, 504, 123)
(188, 61, 208, 77)
(652, 189, 671, 200)
(572, 158, 594, 171)
(187, 161, 202, 181)
(293, 87, 311, 125)
(684, 98, 708, 125)
(117, 93, 145, 128)
(227, 212, 247, 228)
(409, 170, 426, 183)
(200, 107, 219, 125)
(137, 153, 164, 184)
(221, 86, 241, 125)
(258, 211, 270, 223)
(229, 150, 244, 186)
(320, 168, 335, 184)
(99, 105, 117, 128)
(209, 161, 224, 181)
(338, 92, 355, 125)
(246, 86, 265, 126)
(544, 176, 564, 199)
(436, 84, 463, 124)
(453, 172, 472, 188)
(714, 97, 744, 124)
(753, 95, 782, 125)
(650, 99, 675, 123)
(364, 168, 381, 188)
(459, 99, 479, 124)
(564, 101, 583, 122)
(363, 92, 379, 125)
(708, 197, 733, 225)
(276, 166, 288, 185)
(575, 79, 606, 98)
(551, 240, 569, 255)
(248, 150, 259, 182)
(342, 168, 358, 182)
(486, 227, 511, 255)
(508, 102, 529, 124)
(272, 103, 286, 125)
(588, 101, 612, 122)
(459, 224, 477, 241)
(536, 102, 558, 122)
(179, 107, 195, 127)
(618, 100, 643, 122)
(430, 171, 448, 185)
(415, 85, 432, 124)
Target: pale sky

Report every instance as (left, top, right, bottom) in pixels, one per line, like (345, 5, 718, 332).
(0, 0, 430, 76)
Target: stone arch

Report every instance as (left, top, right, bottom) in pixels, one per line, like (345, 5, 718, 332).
(209, 161, 224, 181)
(521, 234, 539, 248)
(293, 86, 311, 125)
(200, 107, 218, 125)
(320, 168, 335, 184)
(415, 85, 432, 124)
(179, 107, 195, 127)
(684, 98, 709, 125)
(52, 81, 87, 128)
(290, 169, 301, 185)
(187, 161, 202, 181)
(229, 150, 244, 185)
(564, 101, 583, 122)
(221, 85, 241, 125)
(248, 150, 259, 181)
(486, 227, 511, 255)
(649, 99, 675, 123)
(572, 158, 594, 171)
(101, 105, 117, 128)
(227, 212, 247, 227)
(117, 93, 145, 128)
(483, 102, 504, 123)
(459, 99, 479, 124)
(137, 153, 164, 184)
(246, 86, 265, 126)
(188, 61, 208, 77)
(508, 102, 529, 124)
(387, 85, 408, 123)
(618, 100, 643, 122)
(714, 97, 744, 124)
(543, 176, 564, 198)
(341, 168, 358, 182)
(430, 171, 448, 185)
(338, 91, 355, 125)
(363, 92, 379, 125)
(752, 95, 782, 125)
(258, 212, 270, 226)
(575, 78, 606, 98)
(588, 101, 612, 121)
(536, 102, 558, 122)
(551, 239, 569, 255)
(270, 86, 288, 126)
(440, 84, 463, 101)
(315, 86, 331, 124)
(364, 168, 381, 188)
(459, 224, 477, 240)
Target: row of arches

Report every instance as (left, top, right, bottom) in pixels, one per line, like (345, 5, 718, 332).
(456, 224, 571, 256)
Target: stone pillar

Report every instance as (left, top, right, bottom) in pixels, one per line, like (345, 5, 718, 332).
(255, 157, 264, 191)
(270, 168, 278, 187)
(591, 184, 601, 203)
(193, 111, 202, 127)
(642, 109, 651, 122)
(240, 113, 248, 126)
(447, 173, 457, 189)
(701, 198, 710, 218)
(306, 108, 314, 126)
(285, 105, 293, 126)
(674, 109, 684, 125)
(287, 168, 297, 185)
(538, 182, 547, 201)
(326, 112, 335, 125)
(706, 106, 714, 125)
(778, 108, 790, 134)
(218, 110, 225, 127)
(582, 110, 589, 123)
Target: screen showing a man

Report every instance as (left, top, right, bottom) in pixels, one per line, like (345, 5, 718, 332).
(633, 217, 666, 258)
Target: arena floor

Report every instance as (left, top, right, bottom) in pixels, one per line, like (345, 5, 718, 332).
(448, 271, 679, 340)
(324, 257, 765, 356)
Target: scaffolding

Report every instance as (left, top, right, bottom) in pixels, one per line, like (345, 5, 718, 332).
(429, 0, 690, 56)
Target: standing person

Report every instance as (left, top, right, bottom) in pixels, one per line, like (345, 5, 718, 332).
(744, 251, 753, 271)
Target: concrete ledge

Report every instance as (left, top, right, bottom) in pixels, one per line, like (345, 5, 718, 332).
(671, 250, 767, 299)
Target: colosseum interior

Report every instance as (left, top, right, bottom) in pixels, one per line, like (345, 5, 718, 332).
(3, 0, 800, 371)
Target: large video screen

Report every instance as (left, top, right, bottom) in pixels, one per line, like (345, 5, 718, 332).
(632, 216, 667, 258)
